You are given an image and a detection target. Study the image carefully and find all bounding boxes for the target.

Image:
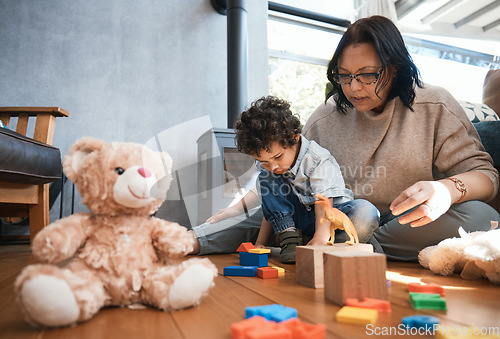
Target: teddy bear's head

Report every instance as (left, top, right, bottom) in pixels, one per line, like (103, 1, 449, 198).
(63, 137, 172, 216)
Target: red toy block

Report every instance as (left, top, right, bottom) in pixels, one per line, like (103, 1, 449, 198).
(281, 318, 326, 339)
(345, 297, 392, 313)
(237, 242, 256, 252)
(257, 267, 279, 279)
(408, 283, 445, 297)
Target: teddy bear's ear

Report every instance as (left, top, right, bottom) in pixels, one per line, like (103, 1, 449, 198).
(63, 137, 109, 181)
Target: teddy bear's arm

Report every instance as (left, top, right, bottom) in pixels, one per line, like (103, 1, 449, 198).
(32, 213, 90, 264)
(151, 219, 195, 258)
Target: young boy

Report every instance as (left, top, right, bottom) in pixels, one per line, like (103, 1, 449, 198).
(234, 96, 379, 263)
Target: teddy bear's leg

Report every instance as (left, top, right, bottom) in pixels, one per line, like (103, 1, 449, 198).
(15, 263, 107, 328)
(142, 258, 217, 311)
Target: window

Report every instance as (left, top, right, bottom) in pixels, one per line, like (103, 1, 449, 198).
(268, 1, 500, 122)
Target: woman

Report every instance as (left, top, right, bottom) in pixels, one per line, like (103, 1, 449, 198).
(190, 15, 499, 261)
(302, 15, 499, 260)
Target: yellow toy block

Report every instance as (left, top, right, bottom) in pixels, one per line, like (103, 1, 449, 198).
(336, 306, 378, 325)
(249, 248, 271, 254)
(270, 266, 285, 277)
(434, 325, 500, 338)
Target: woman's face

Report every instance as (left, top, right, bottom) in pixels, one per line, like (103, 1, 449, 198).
(337, 42, 395, 113)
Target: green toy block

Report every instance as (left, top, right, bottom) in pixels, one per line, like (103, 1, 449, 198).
(409, 292, 447, 311)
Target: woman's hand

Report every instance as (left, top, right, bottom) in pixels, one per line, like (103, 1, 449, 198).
(390, 181, 452, 227)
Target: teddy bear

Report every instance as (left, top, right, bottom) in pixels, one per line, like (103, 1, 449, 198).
(15, 137, 218, 328)
(418, 224, 500, 284)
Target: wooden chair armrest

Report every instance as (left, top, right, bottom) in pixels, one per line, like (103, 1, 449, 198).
(0, 107, 69, 145)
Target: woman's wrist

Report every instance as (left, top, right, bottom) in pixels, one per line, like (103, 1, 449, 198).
(439, 178, 465, 204)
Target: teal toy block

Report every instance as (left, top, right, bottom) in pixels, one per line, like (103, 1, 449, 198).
(239, 251, 268, 267)
(245, 304, 298, 322)
(402, 315, 440, 330)
(223, 266, 258, 277)
(409, 292, 447, 310)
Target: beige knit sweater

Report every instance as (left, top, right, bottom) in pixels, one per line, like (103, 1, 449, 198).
(303, 84, 499, 215)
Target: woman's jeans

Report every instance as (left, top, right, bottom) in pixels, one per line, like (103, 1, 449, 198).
(259, 171, 380, 242)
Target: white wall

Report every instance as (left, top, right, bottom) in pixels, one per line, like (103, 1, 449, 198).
(0, 0, 269, 227)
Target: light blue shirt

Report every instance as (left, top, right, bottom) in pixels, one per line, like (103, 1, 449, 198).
(256, 135, 353, 207)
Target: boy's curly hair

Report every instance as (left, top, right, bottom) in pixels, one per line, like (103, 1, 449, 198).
(234, 96, 302, 156)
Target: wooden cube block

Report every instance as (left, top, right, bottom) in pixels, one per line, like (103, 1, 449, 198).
(296, 243, 373, 288)
(324, 251, 387, 306)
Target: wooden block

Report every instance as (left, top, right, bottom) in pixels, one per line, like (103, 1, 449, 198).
(270, 266, 285, 277)
(239, 252, 268, 267)
(249, 248, 271, 254)
(257, 267, 279, 279)
(237, 242, 255, 252)
(324, 251, 387, 306)
(296, 243, 373, 288)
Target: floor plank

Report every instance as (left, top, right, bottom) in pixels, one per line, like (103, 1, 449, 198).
(1, 245, 499, 339)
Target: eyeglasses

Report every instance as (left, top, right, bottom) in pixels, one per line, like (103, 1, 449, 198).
(332, 70, 382, 85)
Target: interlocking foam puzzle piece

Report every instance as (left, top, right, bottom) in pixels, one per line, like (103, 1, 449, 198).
(402, 315, 440, 330)
(231, 316, 269, 339)
(336, 306, 378, 325)
(280, 318, 326, 339)
(224, 265, 258, 277)
(257, 267, 279, 279)
(240, 251, 268, 267)
(231, 316, 326, 339)
(237, 242, 256, 252)
(409, 292, 447, 310)
(434, 325, 500, 338)
(408, 282, 446, 297)
(270, 266, 285, 277)
(249, 248, 271, 254)
(245, 325, 292, 339)
(345, 297, 392, 313)
(245, 304, 298, 322)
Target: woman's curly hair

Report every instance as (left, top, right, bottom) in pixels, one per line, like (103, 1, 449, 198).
(234, 96, 302, 156)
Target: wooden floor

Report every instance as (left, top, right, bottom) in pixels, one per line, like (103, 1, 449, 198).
(1, 245, 499, 339)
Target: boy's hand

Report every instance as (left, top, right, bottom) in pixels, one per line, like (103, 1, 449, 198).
(306, 236, 328, 246)
(254, 243, 267, 249)
(206, 206, 241, 223)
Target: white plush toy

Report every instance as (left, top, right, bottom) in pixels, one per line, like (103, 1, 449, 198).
(418, 223, 500, 284)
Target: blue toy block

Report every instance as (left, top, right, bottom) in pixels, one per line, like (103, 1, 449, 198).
(239, 251, 268, 267)
(402, 315, 440, 330)
(223, 266, 257, 277)
(245, 304, 298, 322)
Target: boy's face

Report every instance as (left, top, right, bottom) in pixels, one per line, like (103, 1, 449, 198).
(253, 136, 300, 175)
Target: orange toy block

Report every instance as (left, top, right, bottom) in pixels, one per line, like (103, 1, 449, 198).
(237, 242, 256, 252)
(345, 297, 391, 313)
(257, 267, 279, 279)
(231, 316, 268, 339)
(408, 283, 445, 297)
(281, 318, 326, 339)
(296, 244, 373, 288)
(324, 251, 388, 306)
